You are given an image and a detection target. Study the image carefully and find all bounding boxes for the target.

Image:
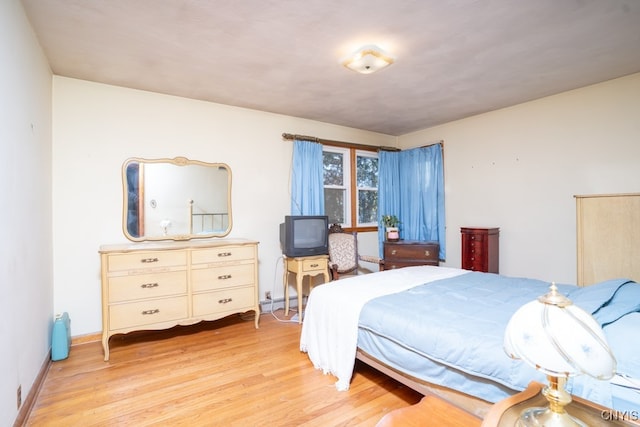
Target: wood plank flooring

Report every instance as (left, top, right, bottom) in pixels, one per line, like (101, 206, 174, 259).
(26, 310, 421, 426)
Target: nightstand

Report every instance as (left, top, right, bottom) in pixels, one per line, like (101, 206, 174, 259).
(283, 255, 330, 323)
(482, 381, 640, 426)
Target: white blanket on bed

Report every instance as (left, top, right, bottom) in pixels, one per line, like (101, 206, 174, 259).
(299, 265, 467, 390)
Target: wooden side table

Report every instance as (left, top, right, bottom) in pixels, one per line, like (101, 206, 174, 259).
(482, 381, 640, 426)
(376, 394, 482, 427)
(283, 255, 330, 323)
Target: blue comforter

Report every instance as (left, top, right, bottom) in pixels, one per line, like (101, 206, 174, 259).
(358, 272, 640, 408)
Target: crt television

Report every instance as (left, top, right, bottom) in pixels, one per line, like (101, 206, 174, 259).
(279, 215, 329, 257)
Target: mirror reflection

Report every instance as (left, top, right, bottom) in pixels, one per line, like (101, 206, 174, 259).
(122, 157, 232, 241)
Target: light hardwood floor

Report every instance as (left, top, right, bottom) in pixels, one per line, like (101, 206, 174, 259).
(26, 310, 421, 426)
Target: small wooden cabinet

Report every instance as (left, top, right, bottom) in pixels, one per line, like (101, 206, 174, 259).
(283, 255, 330, 323)
(99, 239, 259, 361)
(461, 227, 499, 273)
(381, 240, 439, 270)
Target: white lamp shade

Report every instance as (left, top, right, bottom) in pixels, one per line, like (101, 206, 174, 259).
(504, 298, 616, 380)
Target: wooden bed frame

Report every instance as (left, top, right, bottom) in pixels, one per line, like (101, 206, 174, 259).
(356, 349, 493, 419)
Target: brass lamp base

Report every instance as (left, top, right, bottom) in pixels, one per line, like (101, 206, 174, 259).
(516, 376, 587, 427)
(516, 406, 587, 427)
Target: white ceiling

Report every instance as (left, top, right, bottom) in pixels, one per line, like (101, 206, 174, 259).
(21, 0, 640, 136)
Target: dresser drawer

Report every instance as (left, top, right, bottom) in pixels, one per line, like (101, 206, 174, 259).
(191, 246, 255, 265)
(192, 286, 255, 317)
(384, 260, 439, 270)
(191, 264, 255, 292)
(109, 296, 188, 330)
(108, 271, 187, 303)
(468, 240, 485, 255)
(106, 250, 187, 273)
(467, 233, 486, 242)
(382, 241, 439, 271)
(302, 257, 327, 272)
(384, 242, 439, 261)
(466, 260, 486, 271)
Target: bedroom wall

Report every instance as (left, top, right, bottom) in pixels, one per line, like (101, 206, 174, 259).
(399, 72, 640, 284)
(53, 73, 640, 339)
(0, 1, 53, 425)
(52, 76, 395, 336)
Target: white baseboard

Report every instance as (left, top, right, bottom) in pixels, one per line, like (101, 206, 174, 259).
(259, 296, 307, 313)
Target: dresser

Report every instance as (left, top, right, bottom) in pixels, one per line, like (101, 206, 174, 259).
(99, 239, 259, 361)
(381, 240, 439, 270)
(461, 227, 499, 273)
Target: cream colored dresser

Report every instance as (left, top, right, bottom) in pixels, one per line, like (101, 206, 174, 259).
(99, 239, 259, 361)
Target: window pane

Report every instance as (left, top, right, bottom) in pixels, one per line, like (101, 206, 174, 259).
(323, 152, 344, 186)
(356, 155, 378, 188)
(358, 189, 378, 224)
(324, 188, 345, 224)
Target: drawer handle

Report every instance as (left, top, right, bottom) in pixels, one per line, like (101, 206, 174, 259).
(424, 250, 430, 257)
(218, 274, 232, 280)
(310, 263, 319, 268)
(218, 252, 232, 257)
(141, 282, 159, 289)
(141, 309, 160, 315)
(141, 257, 159, 263)
(218, 298, 233, 304)
(391, 249, 397, 255)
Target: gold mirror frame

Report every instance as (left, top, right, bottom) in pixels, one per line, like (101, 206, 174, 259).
(122, 156, 232, 241)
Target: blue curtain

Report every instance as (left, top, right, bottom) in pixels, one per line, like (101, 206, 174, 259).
(378, 151, 401, 250)
(290, 140, 325, 215)
(378, 144, 445, 259)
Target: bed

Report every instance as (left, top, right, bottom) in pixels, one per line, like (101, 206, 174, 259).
(299, 266, 640, 417)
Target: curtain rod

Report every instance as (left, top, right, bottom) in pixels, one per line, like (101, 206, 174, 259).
(420, 140, 445, 148)
(282, 133, 443, 151)
(281, 133, 400, 152)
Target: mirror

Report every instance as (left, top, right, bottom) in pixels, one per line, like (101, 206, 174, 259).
(122, 157, 232, 241)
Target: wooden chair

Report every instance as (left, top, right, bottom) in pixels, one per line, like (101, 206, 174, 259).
(327, 224, 381, 280)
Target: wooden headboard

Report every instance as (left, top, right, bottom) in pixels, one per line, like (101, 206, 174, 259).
(576, 193, 640, 286)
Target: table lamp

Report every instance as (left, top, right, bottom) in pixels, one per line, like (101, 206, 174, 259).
(504, 283, 616, 427)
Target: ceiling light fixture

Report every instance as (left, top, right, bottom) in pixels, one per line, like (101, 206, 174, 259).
(342, 45, 395, 74)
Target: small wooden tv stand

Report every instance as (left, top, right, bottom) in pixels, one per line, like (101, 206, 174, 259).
(283, 255, 330, 323)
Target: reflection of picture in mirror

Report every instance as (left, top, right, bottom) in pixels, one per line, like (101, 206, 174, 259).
(126, 162, 141, 237)
(122, 157, 231, 241)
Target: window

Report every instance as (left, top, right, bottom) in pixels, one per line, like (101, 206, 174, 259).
(356, 151, 378, 225)
(323, 146, 378, 230)
(323, 147, 350, 225)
